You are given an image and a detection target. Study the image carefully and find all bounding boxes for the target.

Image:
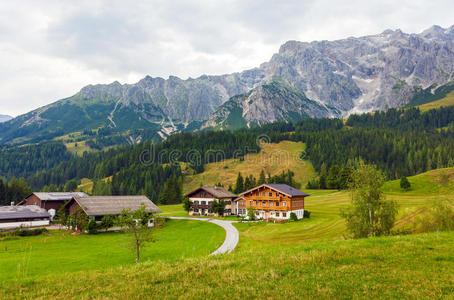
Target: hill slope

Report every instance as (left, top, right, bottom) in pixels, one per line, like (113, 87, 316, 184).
(183, 141, 315, 193)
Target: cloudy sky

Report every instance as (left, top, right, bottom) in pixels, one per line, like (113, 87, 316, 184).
(0, 0, 453, 117)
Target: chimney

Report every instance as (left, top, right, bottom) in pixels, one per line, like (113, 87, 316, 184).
(265, 174, 270, 183)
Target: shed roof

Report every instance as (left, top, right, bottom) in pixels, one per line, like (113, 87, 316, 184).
(30, 192, 89, 201)
(240, 184, 310, 197)
(185, 186, 237, 199)
(70, 196, 161, 216)
(0, 205, 50, 220)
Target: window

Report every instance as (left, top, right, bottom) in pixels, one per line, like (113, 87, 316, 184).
(201, 201, 206, 205)
(257, 202, 261, 206)
(225, 201, 231, 205)
(262, 192, 266, 196)
(208, 209, 212, 213)
(256, 192, 259, 196)
(270, 202, 273, 207)
(193, 208, 199, 212)
(269, 192, 272, 197)
(283, 201, 286, 207)
(249, 200, 253, 206)
(275, 201, 279, 206)
(283, 212, 287, 218)
(275, 192, 279, 197)
(194, 200, 199, 205)
(262, 202, 266, 206)
(256, 211, 259, 215)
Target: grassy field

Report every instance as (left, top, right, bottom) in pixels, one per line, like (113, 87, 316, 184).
(233, 167, 454, 246)
(0, 219, 224, 284)
(417, 90, 454, 112)
(183, 141, 315, 194)
(1, 231, 453, 299)
(2, 167, 454, 298)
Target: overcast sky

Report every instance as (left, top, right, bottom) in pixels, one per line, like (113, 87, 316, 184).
(0, 0, 453, 117)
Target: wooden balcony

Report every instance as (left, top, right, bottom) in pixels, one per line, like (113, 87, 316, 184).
(191, 204, 211, 209)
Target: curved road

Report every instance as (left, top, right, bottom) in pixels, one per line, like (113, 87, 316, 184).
(165, 217, 239, 255)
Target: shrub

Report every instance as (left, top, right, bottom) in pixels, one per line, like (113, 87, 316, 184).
(0, 228, 48, 238)
(86, 219, 98, 234)
(303, 210, 311, 218)
(289, 212, 298, 221)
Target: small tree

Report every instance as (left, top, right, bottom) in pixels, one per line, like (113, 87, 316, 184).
(182, 197, 191, 212)
(117, 204, 154, 263)
(341, 163, 398, 238)
(400, 176, 411, 191)
(99, 215, 116, 232)
(212, 200, 226, 216)
(247, 208, 256, 221)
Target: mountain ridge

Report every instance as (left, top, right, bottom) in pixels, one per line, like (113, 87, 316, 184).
(1, 24, 453, 145)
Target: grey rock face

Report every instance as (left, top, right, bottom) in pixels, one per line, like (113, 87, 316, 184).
(73, 24, 454, 122)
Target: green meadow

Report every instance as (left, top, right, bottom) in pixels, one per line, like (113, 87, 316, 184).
(0, 219, 224, 283)
(1, 168, 454, 299)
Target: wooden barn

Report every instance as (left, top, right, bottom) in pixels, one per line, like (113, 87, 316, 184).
(64, 195, 161, 221)
(18, 192, 89, 211)
(0, 205, 50, 229)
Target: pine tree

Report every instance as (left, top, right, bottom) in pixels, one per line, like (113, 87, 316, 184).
(258, 170, 266, 185)
(234, 172, 244, 194)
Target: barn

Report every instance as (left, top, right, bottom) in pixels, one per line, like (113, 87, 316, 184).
(0, 205, 50, 229)
(17, 192, 89, 212)
(64, 195, 162, 221)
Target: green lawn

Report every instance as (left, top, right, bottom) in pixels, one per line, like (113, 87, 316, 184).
(0, 219, 225, 284)
(2, 231, 453, 299)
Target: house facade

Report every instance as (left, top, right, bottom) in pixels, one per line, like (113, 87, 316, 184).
(0, 205, 50, 229)
(18, 192, 89, 211)
(234, 184, 309, 220)
(185, 186, 237, 216)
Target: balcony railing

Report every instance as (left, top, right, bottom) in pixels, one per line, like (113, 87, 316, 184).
(191, 204, 211, 209)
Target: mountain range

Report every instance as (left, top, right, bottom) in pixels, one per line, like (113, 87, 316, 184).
(1, 24, 453, 145)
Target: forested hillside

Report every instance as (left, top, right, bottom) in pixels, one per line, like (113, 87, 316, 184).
(1, 105, 454, 204)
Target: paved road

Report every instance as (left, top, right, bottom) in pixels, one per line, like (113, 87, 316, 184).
(165, 217, 239, 255)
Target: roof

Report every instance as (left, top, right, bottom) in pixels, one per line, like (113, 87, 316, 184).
(29, 192, 89, 201)
(70, 196, 162, 216)
(185, 186, 237, 199)
(0, 205, 50, 220)
(240, 184, 310, 197)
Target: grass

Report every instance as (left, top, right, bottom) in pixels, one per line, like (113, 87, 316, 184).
(1, 231, 453, 299)
(235, 167, 454, 245)
(417, 90, 454, 112)
(64, 140, 95, 156)
(3, 167, 454, 298)
(0, 219, 224, 284)
(183, 141, 315, 194)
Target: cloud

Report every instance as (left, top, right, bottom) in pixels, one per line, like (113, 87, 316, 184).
(0, 0, 453, 116)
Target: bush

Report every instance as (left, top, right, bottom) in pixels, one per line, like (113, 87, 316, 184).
(303, 210, 311, 218)
(289, 212, 298, 221)
(86, 219, 98, 234)
(0, 228, 48, 238)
